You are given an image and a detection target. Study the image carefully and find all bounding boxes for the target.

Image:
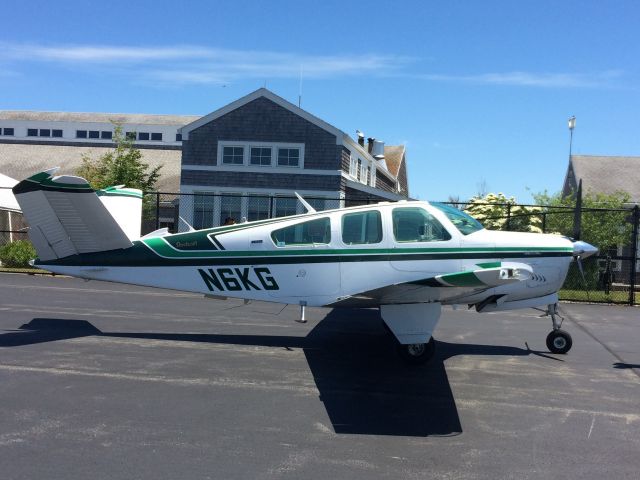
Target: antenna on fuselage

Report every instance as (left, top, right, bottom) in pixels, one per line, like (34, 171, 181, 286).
(294, 192, 316, 213)
(178, 216, 196, 232)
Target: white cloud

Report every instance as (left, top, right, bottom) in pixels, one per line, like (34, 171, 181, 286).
(415, 70, 623, 88)
(0, 43, 411, 84)
(0, 42, 623, 89)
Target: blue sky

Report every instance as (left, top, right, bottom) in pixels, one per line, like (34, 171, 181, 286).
(1, 0, 638, 202)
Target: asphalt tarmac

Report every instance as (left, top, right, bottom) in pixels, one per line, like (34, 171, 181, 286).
(0, 273, 639, 479)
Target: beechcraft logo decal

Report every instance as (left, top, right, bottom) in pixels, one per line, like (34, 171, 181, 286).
(198, 267, 280, 292)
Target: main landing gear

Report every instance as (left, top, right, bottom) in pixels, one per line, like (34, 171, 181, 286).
(396, 338, 436, 365)
(545, 303, 573, 354)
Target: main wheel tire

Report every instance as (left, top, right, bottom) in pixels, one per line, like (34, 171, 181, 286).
(546, 329, 573, 354)
(397, 338, 436, 365)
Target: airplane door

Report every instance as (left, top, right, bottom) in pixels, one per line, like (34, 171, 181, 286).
(266, 216, 341, 300)
(389, 206, 461, 274)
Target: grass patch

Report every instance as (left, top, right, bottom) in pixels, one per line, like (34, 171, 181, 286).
(0, 266, 54, 275)
(559, 289, 633, 304)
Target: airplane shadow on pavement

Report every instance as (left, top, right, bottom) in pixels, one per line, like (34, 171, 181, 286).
(0, 310, 554, 437)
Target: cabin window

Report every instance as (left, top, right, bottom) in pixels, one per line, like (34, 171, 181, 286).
(342, 210, 382, 245)
(392, 207, 451, 243)
(430, 202, 484, 235)
(271, 218, 331, 247)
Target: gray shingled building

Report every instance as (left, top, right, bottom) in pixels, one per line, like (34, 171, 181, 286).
(178, 88, 409, 229)
(562, 155, 640, 204)
(562, 154, 640, 281)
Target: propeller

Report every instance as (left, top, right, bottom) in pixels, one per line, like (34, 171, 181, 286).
(572, 240, 598, 286)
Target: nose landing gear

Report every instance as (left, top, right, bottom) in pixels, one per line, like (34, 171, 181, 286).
(545, 303, 573, 354)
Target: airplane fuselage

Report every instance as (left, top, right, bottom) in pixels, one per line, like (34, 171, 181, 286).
(37, 201, 573, 309)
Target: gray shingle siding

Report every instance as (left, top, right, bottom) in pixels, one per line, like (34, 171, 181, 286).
(182, 97, 340, 169)
(341, 147, 351, 173)
(375, 171, 396, 193)
(181, 170, 341, 191)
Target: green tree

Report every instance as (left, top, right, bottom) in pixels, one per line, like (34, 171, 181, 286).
(76, 125, 161, 192)
(533, 190, 632, 251)
(464, 193, 544, 233)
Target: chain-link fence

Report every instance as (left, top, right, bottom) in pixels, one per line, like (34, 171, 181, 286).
(2, 185, 638, 305)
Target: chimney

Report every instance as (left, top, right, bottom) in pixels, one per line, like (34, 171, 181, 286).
(367, 137, 375, 153)
(356, 130, 365, 147)
(372, 140, 385, 158)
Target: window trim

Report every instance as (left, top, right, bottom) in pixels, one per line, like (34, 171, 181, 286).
(217, 141, 305, 169)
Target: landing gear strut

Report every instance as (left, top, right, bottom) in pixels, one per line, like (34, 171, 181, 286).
(545, 303, 573, 354)
(396, 337, 436, 365)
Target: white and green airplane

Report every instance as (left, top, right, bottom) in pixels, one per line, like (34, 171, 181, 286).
(13, 169, 597, 364)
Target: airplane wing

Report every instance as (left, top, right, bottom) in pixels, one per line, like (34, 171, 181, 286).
(330, 262, 533, 307)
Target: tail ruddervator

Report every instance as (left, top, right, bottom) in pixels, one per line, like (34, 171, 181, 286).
(13, 169, 142, 261)
(14, 169, 598, 365)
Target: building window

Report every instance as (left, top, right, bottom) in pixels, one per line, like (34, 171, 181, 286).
(360, 162, 368, 184)
(356, 159, 361, 181)
(349, 154, 357, 177)
(250, 147, 271, 166)
(39, 129, 51, 137)
(101, 131, 112, 140)
(219, 194, 242, 225)
(193, 193, 215, 230)
(151, 132, 162, 141)
(138, 132, 150, 141)
(277, 148, 300, 167)
(27, 129, 38, 137)
(126, 131, 136, 140)
(370, 168, 376, 187)
(52, 129, 63, 138)
(2, 128, 14, 136)
(222, 146, 244, 165)
(247, 195, 270, 221)
(89, 130, 99, 139)
(76, 130, 88, 138)
(176, 133, 182, 142)
(274, 197, 298, 217)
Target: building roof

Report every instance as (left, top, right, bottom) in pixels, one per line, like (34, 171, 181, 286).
(0, 110, 200, 126)
(568, 155, 640, 203)
(0, 143, 181, 192)
(180, 88, 344, 140)
(383, 145, 405, 177)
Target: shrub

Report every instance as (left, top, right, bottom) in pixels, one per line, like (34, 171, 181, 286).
(0, 240, 37, 268)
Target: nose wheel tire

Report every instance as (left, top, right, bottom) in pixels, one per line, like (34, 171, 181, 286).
(546, 329, 573, 354)
(397, 338, 436, 365)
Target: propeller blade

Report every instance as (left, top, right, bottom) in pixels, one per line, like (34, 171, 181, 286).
(576, 255, 586, 284)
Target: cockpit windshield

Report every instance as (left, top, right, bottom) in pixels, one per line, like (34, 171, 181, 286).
(430, 202, 484, 235)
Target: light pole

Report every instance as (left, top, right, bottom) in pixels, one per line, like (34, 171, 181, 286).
(568, 115, 576, 158)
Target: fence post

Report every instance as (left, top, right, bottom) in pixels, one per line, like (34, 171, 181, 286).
(629, 205, 639, 306)
(269, 196, 275, 219)
(542, 212, 547, 233)
(505, 204, 512, 230)
(155, 193, 160, 230)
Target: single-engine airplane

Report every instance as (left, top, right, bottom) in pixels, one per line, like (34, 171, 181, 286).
(13, 169, 598, 364)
